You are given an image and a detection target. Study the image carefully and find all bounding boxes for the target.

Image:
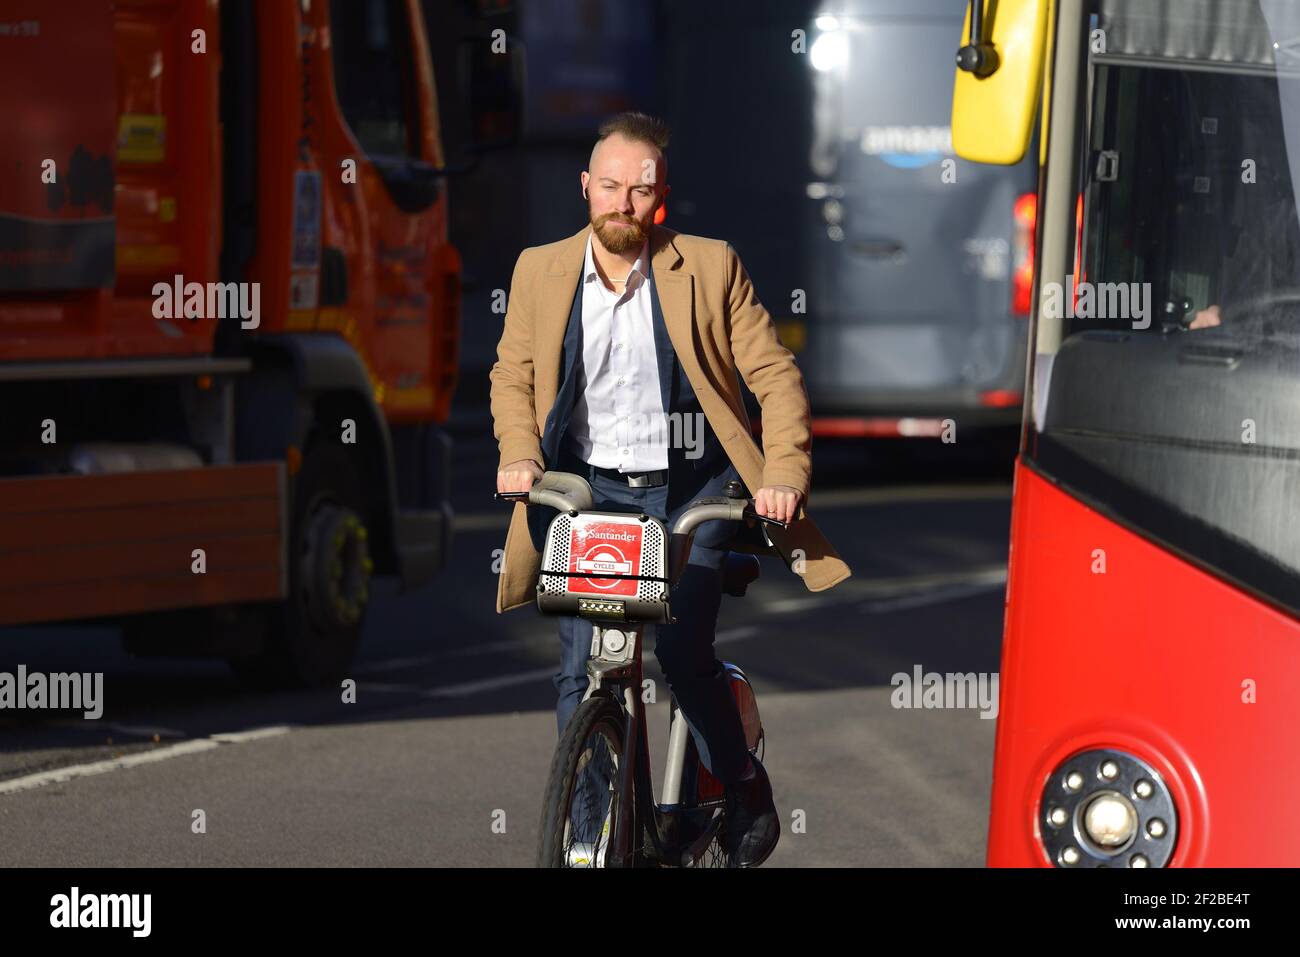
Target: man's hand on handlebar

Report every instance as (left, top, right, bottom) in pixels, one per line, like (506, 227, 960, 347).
(753, 485, 802, 525)
(494, 466, 801, 527)
(497, 458, 543, 495)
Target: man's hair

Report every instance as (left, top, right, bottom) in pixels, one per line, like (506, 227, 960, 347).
(590, 112, 670, 170)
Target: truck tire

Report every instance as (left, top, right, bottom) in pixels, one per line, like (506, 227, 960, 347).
(229, 439, 374, 688)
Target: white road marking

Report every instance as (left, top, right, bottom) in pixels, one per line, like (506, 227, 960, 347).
(414, 627, 759, 700)
(354, 641, 542, 678)
(422, 666, 559, 699)
(354, 654, 441, 674)
(760, 596, 831, 614)
(0, 740, 217, 795)
(362, 568, 1007, 680)
(0, 726, 291, 796)
(371, 626, 759, 701)
(442, 635, 554, 657)
(860, 580, 1004, 613)
(758, 565, 1007, 614)
(208, 726, 291, 743)
(356, 633, 554, 673)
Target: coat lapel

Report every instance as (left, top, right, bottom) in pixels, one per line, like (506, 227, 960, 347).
(534, 226, 589, 406)
(648, 224, 693, 411)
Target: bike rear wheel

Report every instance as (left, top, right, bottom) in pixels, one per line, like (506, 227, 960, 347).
(537, 696, 630, 868)
(679, 730, 729, 868)
(675, 677, 766, 868)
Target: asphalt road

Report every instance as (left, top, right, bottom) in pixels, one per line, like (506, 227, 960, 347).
(0, 430, 1015, 867)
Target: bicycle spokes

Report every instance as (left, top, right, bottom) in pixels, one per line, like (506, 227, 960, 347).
(563, 732, 619, 867)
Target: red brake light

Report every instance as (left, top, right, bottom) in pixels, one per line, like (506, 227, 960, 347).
(1012, 192, 1036, 316)
(1073, 192, 1085, 302)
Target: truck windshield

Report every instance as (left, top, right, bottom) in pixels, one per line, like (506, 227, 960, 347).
(1029, 0, 1300, 618)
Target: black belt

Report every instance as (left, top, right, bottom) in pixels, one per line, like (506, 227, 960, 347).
(587, 462, 668, 488)
(559, 443, 669, 487)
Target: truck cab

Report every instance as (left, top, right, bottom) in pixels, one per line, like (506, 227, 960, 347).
(0, 0, 521, 686)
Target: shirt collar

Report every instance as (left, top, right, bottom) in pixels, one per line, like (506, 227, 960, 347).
(584, 229, 650, 288)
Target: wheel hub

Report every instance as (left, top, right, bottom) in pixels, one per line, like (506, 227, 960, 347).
(301, 502, 373, 631)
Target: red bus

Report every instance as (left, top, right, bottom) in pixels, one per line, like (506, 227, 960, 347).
(954, 0, 1300, 866)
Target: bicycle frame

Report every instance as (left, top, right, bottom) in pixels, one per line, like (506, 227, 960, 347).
(576, 617, 726, 867)
(495, 470, 785, 867)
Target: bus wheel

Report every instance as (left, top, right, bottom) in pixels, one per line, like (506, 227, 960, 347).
(229, 441, 373, 689)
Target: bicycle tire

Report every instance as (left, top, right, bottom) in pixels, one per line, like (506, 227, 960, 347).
(537, 696, 630, 868)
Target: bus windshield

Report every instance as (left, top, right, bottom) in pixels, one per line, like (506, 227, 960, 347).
(1030, 0, 1300, 617)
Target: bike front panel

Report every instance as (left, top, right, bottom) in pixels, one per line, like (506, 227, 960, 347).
(536, 509, 672, 623)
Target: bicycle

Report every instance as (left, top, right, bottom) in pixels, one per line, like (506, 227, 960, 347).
(495, 470, 788, 868)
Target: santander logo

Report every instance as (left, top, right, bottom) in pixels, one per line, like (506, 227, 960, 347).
(583, 529, 636, 543)
(576, 544, 632, 589)
(570, 520, 642, 594)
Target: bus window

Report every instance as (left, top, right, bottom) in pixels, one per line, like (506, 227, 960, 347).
(1029, 0, 1300, 618)
(1081, 64, 1300, 335)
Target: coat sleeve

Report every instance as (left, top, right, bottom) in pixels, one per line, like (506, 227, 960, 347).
(489, 251, 545, 472)
(722, 242, 813, 498)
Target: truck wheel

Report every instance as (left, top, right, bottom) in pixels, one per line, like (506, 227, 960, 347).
(229, 441, 374, 688)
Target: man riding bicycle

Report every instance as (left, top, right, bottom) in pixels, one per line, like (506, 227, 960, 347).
(490, 112, 851, 867)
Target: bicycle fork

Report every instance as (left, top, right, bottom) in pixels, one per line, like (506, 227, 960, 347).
(578, 621, 702, 867)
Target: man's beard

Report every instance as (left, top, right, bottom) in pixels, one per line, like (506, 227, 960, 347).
(590, 207, 651, 254)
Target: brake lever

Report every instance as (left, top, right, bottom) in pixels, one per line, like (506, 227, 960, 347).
(493, 490, 530, 503)
(742, 504, 790, 530)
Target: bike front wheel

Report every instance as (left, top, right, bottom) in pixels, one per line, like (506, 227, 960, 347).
(537, 696, 631, 868)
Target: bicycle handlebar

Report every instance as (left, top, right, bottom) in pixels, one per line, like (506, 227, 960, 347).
(494, 470, 789, 584)
(494, 472, 789, 527)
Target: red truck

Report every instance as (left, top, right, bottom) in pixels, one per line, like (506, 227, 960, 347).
(0, 0, 519, 686)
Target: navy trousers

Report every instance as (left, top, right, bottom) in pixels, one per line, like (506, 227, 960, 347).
(544, 443, 753, 791)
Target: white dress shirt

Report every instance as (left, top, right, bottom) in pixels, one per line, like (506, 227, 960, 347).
(565, 230, 668, 471)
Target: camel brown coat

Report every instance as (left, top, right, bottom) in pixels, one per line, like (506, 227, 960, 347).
(489, 223, 852, 612)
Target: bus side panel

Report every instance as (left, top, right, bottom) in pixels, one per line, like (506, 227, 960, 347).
(988, 460, 1300, 866)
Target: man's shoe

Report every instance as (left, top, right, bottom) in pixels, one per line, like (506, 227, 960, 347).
(722, 755, 779, 867)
